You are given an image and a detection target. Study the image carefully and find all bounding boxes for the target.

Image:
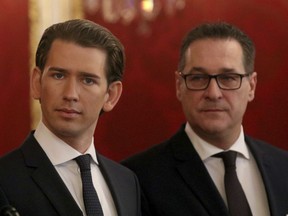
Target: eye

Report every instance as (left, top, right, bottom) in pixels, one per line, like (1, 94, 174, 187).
(83, 77, 96, 85)
(53, 73, 64, 80)
(188, 74, 207, 81)
(219, 74, 238, 81)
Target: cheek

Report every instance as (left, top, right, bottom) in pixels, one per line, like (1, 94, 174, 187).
(41, 86, 58, 101)
(180, 94, 199, 114)
(228, 93, 249, 115)
(84, 95, 107, 111)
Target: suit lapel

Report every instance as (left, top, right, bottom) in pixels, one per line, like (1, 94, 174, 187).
(246, 137, 278, 216)
(97, 154, 128, 216)
(21, 134, 83, 216)
(171, 127, 229, 216)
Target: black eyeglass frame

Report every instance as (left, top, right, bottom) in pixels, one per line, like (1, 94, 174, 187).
(179, 72, 252, 91)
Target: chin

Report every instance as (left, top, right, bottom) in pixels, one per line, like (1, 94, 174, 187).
(201, 123, 227, 134)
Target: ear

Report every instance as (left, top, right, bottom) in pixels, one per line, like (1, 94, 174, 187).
(102, 81, 123, 112)
(175, 71, 182, 101)
(31, 67, 42, 100)
(248, 72, 257, 102)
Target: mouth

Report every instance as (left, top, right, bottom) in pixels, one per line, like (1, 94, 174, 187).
(200, 106, 227, 114)
(202, 109, 224, 112)
(56, 108, 81, 118)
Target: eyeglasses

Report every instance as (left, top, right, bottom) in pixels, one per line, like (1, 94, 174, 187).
(179, 72, 251, 90)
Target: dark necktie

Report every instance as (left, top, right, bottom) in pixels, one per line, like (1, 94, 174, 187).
(214, 151, 252, 216)
(75, 154, 104, 216)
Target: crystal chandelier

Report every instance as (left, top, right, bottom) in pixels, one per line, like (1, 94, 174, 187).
(83, 0, 186, 25)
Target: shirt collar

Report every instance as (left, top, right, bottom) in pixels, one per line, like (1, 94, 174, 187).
(34, 121, 99, 166)
(184, 122, 250, 161)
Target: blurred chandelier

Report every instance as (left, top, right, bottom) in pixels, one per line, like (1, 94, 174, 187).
(83, 0, 186, 24)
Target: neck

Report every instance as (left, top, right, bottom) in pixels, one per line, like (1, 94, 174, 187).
(61, 136, 92, 153)
(193, 127, 241, 150)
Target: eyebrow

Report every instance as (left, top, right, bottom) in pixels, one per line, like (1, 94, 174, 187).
(47, 67, 101, 79)
(48, 67, 66, 73)
(187, 67, 238, 74)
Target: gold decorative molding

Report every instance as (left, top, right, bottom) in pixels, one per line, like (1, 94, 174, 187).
(28, 0, 84, 129)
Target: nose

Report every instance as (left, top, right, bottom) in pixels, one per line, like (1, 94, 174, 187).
(63, 78, 79, 102)
(203, 78, 223, 100)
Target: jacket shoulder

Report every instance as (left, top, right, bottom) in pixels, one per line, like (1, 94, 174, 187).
(246, 135, 288, 158)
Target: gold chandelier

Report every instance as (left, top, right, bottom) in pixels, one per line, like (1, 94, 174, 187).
(83, 0, 186, 24)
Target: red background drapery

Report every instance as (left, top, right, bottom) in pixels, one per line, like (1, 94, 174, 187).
(0, 0, 287, 161)
(0, 0, 30, 153)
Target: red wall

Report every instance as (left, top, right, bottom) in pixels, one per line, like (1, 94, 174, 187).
(1, 0, 288, 162)
(0, 0, 30, 154)
(86, 0, 288, 161)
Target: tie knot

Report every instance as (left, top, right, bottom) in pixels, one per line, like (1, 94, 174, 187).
(75, 154, 91, 171)
(214, 151, 237, 168)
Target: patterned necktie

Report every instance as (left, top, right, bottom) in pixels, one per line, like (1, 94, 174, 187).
(214, 151, 252, 216)
(75, 154, 104, 216)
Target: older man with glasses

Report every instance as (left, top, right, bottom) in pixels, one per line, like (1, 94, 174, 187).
(123, 22, 288, 216)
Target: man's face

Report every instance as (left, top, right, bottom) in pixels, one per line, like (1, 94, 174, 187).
(176, 38, 257, 146)
(31, 39, 122, 147)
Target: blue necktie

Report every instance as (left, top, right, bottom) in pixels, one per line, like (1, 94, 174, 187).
(75, 155, 104, 216)
(214, 151, 252, 216)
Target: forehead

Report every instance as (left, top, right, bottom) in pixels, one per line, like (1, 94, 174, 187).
(184, 38, 245, 72)
(47, 39, 107, 58)
(187, 38, 243, 56)
(45, 39, 107, 75)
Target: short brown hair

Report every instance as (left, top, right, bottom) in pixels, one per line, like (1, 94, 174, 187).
(178, 22, 255, 73)
(35, 19, 125, 84)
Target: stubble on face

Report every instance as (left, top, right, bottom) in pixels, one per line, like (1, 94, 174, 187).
(177, 38, 256, 148)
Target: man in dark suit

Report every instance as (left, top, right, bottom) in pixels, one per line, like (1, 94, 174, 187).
(122, 22, 288, 216)
(0, 19, 140, 216)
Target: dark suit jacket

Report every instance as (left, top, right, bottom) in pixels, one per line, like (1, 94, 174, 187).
(122, 125, 288, 216)
(0, 132, 141, 216)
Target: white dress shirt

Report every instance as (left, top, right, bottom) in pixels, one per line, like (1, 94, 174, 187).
(34, 121, 117, 216)
(185, 123, 270, 216)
